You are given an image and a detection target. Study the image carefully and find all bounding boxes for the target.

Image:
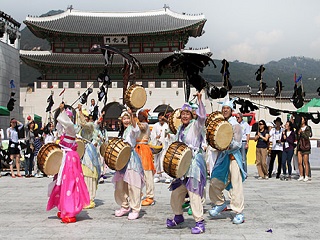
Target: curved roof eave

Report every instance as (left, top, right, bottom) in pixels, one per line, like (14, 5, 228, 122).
(20, 51, 173, 67)
(24, 20, 206, 39)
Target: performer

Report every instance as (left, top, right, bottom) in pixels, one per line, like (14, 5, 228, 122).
(135, 109, 156, 206)
(95, 112, 108, 183)
(47, 103, 90, 223)
(89, 99, 99, 121)
(208, 98, 246, 224)
(77, 104, 101, 209)
(150, 112, 171, 183)
(166, 92, 206, 234)
(7, 118, 24, 178)
(113, 110, 144, 220)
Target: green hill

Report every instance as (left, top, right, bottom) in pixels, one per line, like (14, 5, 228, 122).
(202, 57, 320, 93)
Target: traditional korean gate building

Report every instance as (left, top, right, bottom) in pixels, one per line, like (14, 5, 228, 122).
(20, 7, 209, 129)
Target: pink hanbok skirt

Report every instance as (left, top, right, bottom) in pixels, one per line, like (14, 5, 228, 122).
(47, 150, 90, 218)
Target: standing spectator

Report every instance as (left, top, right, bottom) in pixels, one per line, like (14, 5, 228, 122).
(25, 121, 36, 177)
(43, 122, 55, 144)
(0, 128, 3, 177)
(254, 120, 269, 180)
(268, 117, 283, 179)
(236, 113, 250, 173)
(289, 115, 299, 176)
(33, 128, 43, 178)
(266, 122, 276, 175)
(7, 118, 24, 178)
(281, 121, 296, 180)
(297, 116, 312, 182)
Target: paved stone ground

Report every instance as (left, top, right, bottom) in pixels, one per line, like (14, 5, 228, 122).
(0, 165, 319, 240)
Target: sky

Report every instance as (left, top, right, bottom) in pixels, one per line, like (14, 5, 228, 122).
(2, 0, 320, 64)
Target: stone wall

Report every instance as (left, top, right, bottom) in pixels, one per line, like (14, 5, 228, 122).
(0, 41, 20, 133)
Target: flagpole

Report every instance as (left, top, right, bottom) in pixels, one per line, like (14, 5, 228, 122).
(278, 78, 283, 121)
(258, 66, 262, 121)
(70, 83, 94, 107)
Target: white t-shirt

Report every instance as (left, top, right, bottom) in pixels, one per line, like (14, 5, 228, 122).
(269, 127, 284, 151)
(240, 121, 251, 141)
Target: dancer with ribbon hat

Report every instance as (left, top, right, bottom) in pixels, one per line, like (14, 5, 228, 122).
(208, 97, 246, 224)
(113, 110, 144, 220)
(166, 92, 207, 234)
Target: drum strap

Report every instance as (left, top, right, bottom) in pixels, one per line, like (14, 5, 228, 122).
(57, 151, 66, 186)
(56, 148, 72, 186)
(136, 141, 148, 145)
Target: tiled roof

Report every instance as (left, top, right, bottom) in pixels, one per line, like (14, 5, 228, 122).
(19, 50, 173, 66)
(24, 9, 206, 37)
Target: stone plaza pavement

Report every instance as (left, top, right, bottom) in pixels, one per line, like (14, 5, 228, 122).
(0, 165, 319, 240)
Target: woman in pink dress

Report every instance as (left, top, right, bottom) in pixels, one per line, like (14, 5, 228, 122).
(47, 103, 90, 223)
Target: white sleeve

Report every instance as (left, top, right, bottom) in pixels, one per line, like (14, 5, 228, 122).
(130, 124, 140, 140)
(195, 100, 206, 130)
(150, 124, 157, 145)
(6, 128, 10, 140)
(269, 129, 274, 142)
(57, 110, 76, 138)
(246, 123, 251, 135)
(228, 123, 242, 151)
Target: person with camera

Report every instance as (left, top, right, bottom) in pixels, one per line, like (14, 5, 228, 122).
(7, 118, 24, 178)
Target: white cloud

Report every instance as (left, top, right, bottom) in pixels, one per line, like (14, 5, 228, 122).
(217, 42, 269, 64)
(226, 31, 240, 42)
(310, 37, 320, 57)
(315, 15, 320, 25)
(254, 30, 284, 45)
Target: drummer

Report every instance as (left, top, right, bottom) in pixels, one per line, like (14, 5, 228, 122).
(77, 104, 101, 209)
(113, 110, 144, 220)
(166, 92, 207, 235)
(135, 109, 156, 206)
(150, 112, 171, 184)
(47, 103, 90, 223)
(95, 112, 109, 183)
(208, 98, 246, 224)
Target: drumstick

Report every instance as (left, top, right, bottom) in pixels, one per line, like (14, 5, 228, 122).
(163, 104, 170, 116)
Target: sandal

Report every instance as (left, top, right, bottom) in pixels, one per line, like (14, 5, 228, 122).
(11, 175, 16, 178)
(17, 174, 22, 177)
